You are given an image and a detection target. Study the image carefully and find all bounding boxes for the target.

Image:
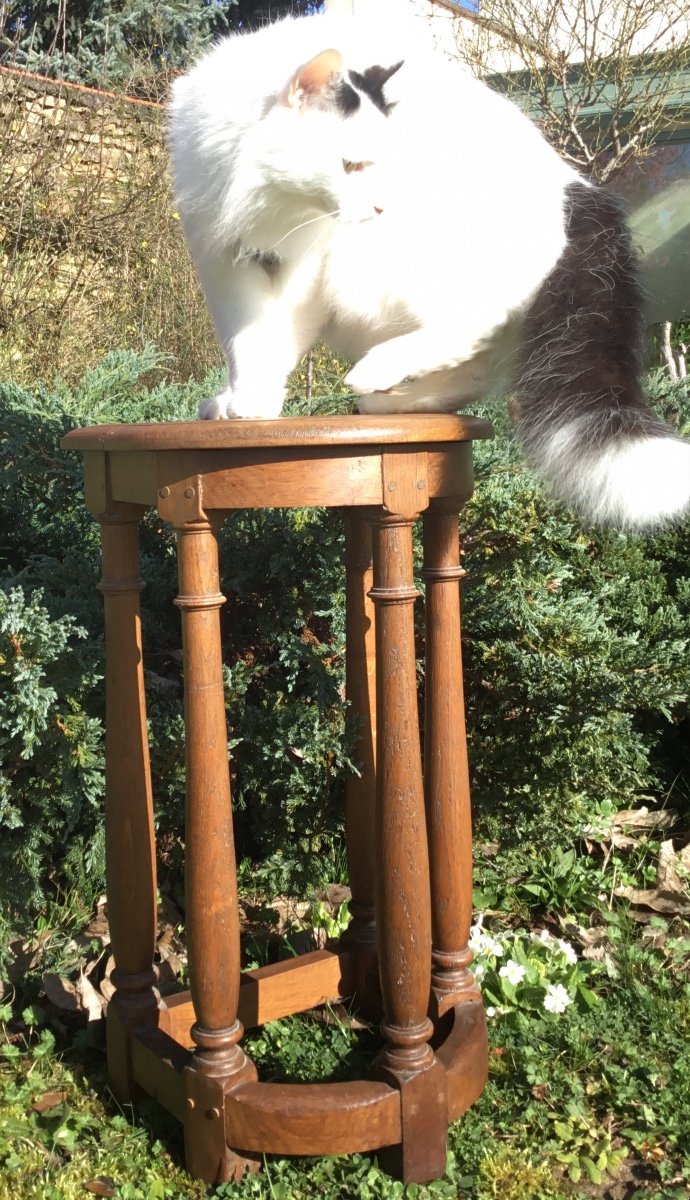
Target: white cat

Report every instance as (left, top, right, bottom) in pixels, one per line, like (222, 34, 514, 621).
(168, 11, 690, 529)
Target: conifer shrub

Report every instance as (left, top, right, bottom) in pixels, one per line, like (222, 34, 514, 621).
(0, 349, 688, 955)
(461, 376, 690, 860)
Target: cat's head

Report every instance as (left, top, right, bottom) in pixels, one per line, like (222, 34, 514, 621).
(248, 48, 403, 246)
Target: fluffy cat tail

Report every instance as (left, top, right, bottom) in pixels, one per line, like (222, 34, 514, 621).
(511, 180, 690, 531)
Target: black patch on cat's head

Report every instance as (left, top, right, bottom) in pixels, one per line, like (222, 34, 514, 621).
(347, 62, 403, 115)
(334, 79, 361, 117)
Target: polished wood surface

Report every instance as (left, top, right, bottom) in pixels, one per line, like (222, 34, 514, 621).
(62, 413, 493, 452)
(174, 513, 259, 1184)
(159, 949, 355, 1046)
(76, 442, 476, 513)
(370, 502, 448, 1182)
(226, 1078, 401, 1156)
(342, 512, 380, 1018)
(66, 414, 491, 1187)
(423, 502, 481, 1017)
(98, 509, 160, 1101)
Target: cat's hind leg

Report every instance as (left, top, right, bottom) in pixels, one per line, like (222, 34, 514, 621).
(195, 253, 323, 419)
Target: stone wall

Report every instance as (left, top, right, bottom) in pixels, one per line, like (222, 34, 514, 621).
(0, 68, 216, 382)
(0, 64, 163, 179)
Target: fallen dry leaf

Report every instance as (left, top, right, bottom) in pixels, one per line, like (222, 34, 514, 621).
(99, 956, 116, 1005)
(640, 925, 668, 949)
(6, 931, 53, 984)
(313, 1002, 371, 1031)
(42, 970, 105, 1021)
(31, 1090, 68, 1114)
(84, 1178, 116, 1197)
(42, 973, 80, 1012)
(616, 838, 690, 916)
(612, 807, 678, 830)
(564, 922, 618, 973)
(584, 807, 678, 859)
(78, 970, 105, 1023)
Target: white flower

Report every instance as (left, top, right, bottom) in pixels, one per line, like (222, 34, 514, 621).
(485, 936, 504, 957)
(469, 917, 504, 958)
(473, 963, 486, 981)
(469, 922, 486, 952)
(556, 938, 578, 964)
(530, 928, 554, 945)
(485, 1005, 496, 1018)
(543, 984, 573, 1014)
(499, 960, 526, 987)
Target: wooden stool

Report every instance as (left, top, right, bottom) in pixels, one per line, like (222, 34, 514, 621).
(62, 414, 492, 1186)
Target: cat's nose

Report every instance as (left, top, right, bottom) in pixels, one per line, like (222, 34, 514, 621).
(374, 206, 384, 215)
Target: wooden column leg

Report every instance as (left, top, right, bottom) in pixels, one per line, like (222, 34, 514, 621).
(369, 511, 448, 1184)
(422, 501, 481, 1019)
(342, 510, 380, 1019)
(98, 510, 160, 1103)
(174, 515, 258, 1185)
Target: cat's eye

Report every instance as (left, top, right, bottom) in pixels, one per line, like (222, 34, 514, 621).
(342, 159, 365, 174)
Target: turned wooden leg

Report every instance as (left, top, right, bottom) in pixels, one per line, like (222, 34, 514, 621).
(369, 511, 448, 1184)
(422, 501, 481, 1018)
(342, 510, 380, 1019)
(98, 510, 160, 1102)
(174, 515, 258, 1185)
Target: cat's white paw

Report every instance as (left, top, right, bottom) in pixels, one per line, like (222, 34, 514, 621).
(198, 388, 284, 420)
(345, 347, 413, 396)
(198, 394, 232, 419)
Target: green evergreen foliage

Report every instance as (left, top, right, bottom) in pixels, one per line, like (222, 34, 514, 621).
(4, 0, 225, 94)
(0, 348, 688, 953)
(462, 383, 690, 857)
(229, 1, 322, 29)
(2, 0, 322, 93)
(0, 586, 106, 970)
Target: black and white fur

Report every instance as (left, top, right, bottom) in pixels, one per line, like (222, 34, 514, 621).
(168, 11, 690, 529)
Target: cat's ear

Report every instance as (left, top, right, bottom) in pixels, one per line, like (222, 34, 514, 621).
(285, 49, 343, 109)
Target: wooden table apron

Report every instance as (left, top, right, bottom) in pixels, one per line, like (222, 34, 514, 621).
(61, 415, 492, 1187)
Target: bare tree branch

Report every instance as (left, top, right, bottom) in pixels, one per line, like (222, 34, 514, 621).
(455, 0, 690, 181)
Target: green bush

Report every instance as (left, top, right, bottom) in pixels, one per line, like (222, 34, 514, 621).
(462, 377, 690, 853)
(0, 349, 688, 950)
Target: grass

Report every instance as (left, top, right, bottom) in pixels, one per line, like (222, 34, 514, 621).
(1, 845, 689, 1200)
(0, 353, 688, 1196)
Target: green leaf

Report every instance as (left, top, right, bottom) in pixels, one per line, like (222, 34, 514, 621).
(582, 1155, 604, 1184)
(576, 984, 600, 1009)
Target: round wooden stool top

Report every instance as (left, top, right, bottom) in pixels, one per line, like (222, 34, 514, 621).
(62, 414, 494, 518)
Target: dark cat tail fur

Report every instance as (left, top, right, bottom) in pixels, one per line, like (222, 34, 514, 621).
(511, 180, 690, 530)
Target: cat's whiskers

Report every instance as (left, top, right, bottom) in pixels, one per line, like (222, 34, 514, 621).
(268, 210, 340, 252)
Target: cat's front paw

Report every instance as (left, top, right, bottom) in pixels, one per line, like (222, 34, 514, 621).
(345, 348, 413, 396)
(199, 393, 233, 419)
(198, 387, 284, 420)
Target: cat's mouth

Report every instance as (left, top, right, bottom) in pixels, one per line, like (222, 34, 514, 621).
(337, 206, 385, 226)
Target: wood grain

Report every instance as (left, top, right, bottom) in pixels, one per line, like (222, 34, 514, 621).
(423, 502, 480, 1014)
(98, 511, 160, 1102)
(61, 413, 494, 453)
(341, 512, 380, 1019)
(159, 949, 355, 1046)
(130, 1025, 191, 1122)
(435, 1000, 489, 1120)
(225, 1079, 401, 1156)
(369, 493, 449, 1182)
(65, 414, 491, 1184)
